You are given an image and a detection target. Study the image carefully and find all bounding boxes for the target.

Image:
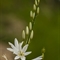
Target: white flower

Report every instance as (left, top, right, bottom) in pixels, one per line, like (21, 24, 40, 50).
(7, 38, 31, 60)
(32, 56, 42, 60)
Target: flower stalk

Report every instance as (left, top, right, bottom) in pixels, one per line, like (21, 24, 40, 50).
(25, 0, 40, 44)
(3, 0, 45, 60)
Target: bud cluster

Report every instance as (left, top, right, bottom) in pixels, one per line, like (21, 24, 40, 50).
(30, 0, 40, 19)
(22, 0, 40, 44)
(22, 22, 33, 44)
(2, 0, 45, 60)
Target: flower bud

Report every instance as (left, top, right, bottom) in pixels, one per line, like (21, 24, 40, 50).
(30, 30, 34, 39)
(26, 26, 29, 35)
(22, 30, 25, 39)
(37, 7, 39, 14)
(30, 11, 33, 17)
(33, 12, 35, 19)
(38, 0, 40, 3)
(33, 4, 36, 10)
(29, 22, 32, 30)
(35, 0, 37, 6)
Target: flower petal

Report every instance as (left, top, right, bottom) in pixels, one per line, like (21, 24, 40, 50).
(22, 44, 28, 52)
(21, 56, 26, 60)
(14, 56, 20, 60)
(9, 41, 19, 51)
(19, 41, 24, 50)
(7, 48, 18, 55)
(7, 48, 13, 52)
(8, 42, 15, 49)
(24, 51, 31, 56)
(14, 38, 19, 48)
(32, 56, 42, 60)
(13, 49, 19, 55)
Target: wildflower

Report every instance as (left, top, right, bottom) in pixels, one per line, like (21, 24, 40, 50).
(7, 38, 31, 60)
(32, 55, 42, 60)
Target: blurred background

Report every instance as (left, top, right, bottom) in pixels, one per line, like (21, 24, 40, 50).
(0, 0, 60, 60)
